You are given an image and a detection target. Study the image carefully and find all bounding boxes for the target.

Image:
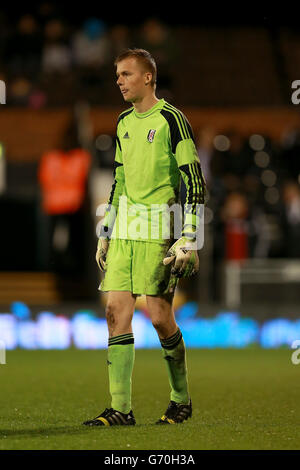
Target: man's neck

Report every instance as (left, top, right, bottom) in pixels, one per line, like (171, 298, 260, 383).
(132, 94, 160, 114)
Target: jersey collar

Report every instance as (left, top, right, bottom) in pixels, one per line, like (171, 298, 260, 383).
(133, 98, 165, 118)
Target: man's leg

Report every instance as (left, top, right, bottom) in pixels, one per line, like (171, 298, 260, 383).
(106, 290, 137, 414)
(146, 293, 190, 405)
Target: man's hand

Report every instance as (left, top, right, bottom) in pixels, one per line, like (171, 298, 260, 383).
(96, 237, 110, 272)
(163, 237, 199, 278)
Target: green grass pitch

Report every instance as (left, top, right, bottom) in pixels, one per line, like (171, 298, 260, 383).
(0, 348, 299, 450)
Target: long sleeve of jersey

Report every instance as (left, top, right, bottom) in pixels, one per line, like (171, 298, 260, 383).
(160, 105, 206, 239)
(100, 130, 125, 238)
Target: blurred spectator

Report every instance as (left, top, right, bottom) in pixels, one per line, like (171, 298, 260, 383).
(243, 173, 262, 206)
(236, 134, 259, 177)
(249, 204, 271, 258)
(109, 24, 131, 59)
(220, 192, 249, 261)
(28, 88, 47, 109)
(210, 188, 264, 299)
(4, 14, 42, 78)
(196, 127, 215, 185)
(71, 17, 111, 96)
(42, 18, 72, 74)
(72, 18, 110, 69)
(0, 11, 10, 69)
(279, 127, 300, 180)
(139, 18, 178, 99)
(220, 189, 271, 259)
(9, 76, 32, 105)
(224, 131, 250, 178)
(38, 113, 91, 274)
(209, 133, 232, 179)
(7, 74, 47, 108)
(280, 180, 300, 257)
(36, 1, 62, 27)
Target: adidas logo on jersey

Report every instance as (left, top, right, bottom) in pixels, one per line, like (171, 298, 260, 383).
(123, 132, 129, 139)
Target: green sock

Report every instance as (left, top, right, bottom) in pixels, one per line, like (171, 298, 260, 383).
(107, 333, 135, 414)
(160, 328, 190, 404)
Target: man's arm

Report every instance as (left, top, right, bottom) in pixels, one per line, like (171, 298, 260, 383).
(100, 132, 125, 239)
(96, 127, 125, 271)
(160, 105, 206, 277)
(178, 156, 206, 240)
(161, 105, 206, 240)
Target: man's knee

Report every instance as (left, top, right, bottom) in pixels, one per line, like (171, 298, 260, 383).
(151, 317, 173, 338)
(105, 302, 117, 329)
(105, 298, 134, 330)
(151, 317, 163, 333)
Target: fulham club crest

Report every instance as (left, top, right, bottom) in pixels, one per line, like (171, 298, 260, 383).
(147, 129, 156, 143)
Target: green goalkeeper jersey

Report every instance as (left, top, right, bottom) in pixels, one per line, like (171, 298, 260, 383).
(101, 98, 206, 243)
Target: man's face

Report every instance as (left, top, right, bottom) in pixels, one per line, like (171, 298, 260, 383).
(116, 57, 150, 103)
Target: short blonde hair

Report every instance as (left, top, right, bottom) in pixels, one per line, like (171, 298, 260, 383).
(114, 48, 157, 87)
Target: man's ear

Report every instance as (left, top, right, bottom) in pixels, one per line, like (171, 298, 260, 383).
(144, 71, 152, 85)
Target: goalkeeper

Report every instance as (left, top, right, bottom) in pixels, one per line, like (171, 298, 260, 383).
(83, 48, 206, 427)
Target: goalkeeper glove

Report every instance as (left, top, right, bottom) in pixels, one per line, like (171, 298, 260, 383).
(96, 232, 110, 272)
(163, 236, 199, 278)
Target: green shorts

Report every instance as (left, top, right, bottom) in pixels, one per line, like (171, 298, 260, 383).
(99, 239, 179, 296)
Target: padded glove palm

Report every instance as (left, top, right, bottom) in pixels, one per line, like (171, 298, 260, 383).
(96, 237, 110, 272)
(163, 237, 199, 278)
